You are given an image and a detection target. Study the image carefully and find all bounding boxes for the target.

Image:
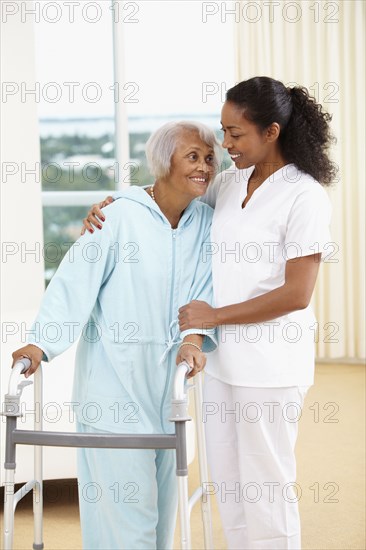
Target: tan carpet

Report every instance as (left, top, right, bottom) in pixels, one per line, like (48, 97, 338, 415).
(1, 363, 365, 550)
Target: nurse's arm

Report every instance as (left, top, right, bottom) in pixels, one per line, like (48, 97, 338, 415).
(179, 253, 322, 328)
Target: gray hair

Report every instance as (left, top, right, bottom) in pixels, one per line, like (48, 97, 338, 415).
(145, 121, 222, 179)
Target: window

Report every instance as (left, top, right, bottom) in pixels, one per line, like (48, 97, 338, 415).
(35, 1, 235, 283)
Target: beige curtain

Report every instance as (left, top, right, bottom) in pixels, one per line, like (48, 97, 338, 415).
(234, 0, 365, 361)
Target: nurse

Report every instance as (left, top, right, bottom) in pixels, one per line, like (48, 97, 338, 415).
(178, 77, 334, 550)
(81, 77, 335, 549)
(11, 121, 221, 550)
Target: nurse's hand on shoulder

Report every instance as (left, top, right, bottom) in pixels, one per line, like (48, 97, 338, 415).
(80, 196, 114, 235)
(178, 300, 218, 332)
(11, 344, 44, 379)
(176, 345, 206, 379)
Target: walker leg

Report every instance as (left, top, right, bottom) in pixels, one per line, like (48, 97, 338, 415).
(175, 422, 192, 550)
(32, 457, 43, 550)
(3, 415, 17, 550)
(33, 368, 44, 550)
(3, 470, 15, 550)
(194, 374, 214, 550)
(178, 476, 191, 550)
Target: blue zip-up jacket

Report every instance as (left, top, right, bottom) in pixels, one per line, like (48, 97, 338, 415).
(27, 186, 216, 433)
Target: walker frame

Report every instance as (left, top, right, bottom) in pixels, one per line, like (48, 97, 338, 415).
(2, 358, 213, 550)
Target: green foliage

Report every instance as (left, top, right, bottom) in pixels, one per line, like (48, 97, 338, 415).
(41, 132, 154, 190)
(40, 134, 114, 164)
(43, 206, 89, 285)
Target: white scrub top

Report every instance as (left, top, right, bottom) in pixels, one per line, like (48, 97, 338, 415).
(203, 163, 332, 387)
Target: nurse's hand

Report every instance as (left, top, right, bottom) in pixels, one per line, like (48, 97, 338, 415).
(176, 345, 206, 379)
(80, 196, 114, 235)
(178, 300, 218, 331)
(12, 344, 44, 379)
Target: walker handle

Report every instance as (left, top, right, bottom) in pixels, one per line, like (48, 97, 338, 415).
(173, 361, 192, 401)
(8, 358, 32, 397)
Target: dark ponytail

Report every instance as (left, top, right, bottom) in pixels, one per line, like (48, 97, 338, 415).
(226, 77, 337, 185)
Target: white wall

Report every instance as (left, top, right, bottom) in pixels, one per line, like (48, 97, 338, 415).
(0, 2, 77, 485)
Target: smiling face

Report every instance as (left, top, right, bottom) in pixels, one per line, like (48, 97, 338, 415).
(220, 101, 274, 170)
(167, 130, 216, 200)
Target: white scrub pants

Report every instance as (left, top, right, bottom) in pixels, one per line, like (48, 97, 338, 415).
(76, 422, 178, 550)
(203, 374, 308, 550)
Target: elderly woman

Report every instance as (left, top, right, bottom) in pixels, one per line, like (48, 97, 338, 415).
(12, 121, 220, 550)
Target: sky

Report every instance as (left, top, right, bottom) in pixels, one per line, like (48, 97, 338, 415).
(34, 0, 236, 119)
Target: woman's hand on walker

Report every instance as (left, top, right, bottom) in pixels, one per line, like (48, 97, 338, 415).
(178, 300, 218, 331)
(12, 344, 44, 379)
(81, 196, 114, 235)
(176, 345, 206, 379)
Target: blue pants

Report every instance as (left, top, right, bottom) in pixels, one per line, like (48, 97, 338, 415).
(77, 422, 178, 549)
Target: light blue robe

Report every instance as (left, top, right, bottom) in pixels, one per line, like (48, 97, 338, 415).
(27, 186, 216, 549)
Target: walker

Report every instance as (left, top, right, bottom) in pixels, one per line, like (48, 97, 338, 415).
(2, 359, 213, 550)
